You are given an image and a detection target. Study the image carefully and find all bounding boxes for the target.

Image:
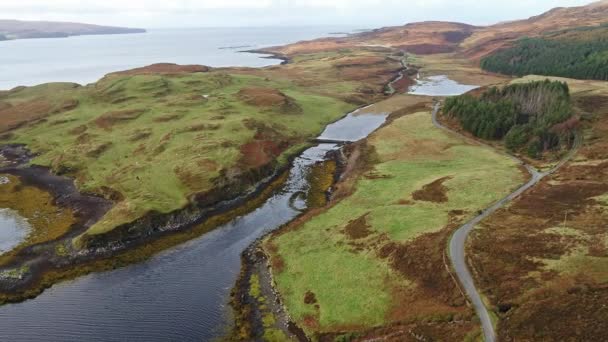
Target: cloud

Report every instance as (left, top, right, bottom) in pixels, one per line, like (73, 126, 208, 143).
(0, 0, 597, 27)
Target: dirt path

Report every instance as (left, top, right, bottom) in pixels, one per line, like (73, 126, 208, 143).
(432, 103, 580, 342)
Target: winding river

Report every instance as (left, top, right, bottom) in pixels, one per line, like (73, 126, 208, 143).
(0, 109, 387, 342)
(0, 73, 479, 341)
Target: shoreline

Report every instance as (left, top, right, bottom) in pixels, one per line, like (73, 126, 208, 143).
(0, 141, 303, 304)
(0, 98, 393, 304)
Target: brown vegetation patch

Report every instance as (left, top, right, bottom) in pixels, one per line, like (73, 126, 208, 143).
(396, 44, 456, 55)
(54, 99, 79, 113)
(128, 129, 152, 142)
(0, 99, 52, 132)
(239, 140, 283, 169)
(304, 291, 317, 304)
(177, 123, 221, 133)
(333, 56, 386, 68)
(575, 94, 608, 114)
(343, 213, 372, 240)
(382, 229, 468, 311)
(94, 109, 146, 130)
(412, 176, 452, 203)
(239, 120, 291, 168)
(86, 142, 113, 158)
(265, 241, 285, 274)
(109, 63, 210, 77)
(153, 113, 183, 123)
(237, 87, 301, 114)
(390, 76, 414, 93)
(174, 165, 207, 190)
(498, 284, 608, 341)
(352, 320, 478, 342)
(68, 125, 87, 135)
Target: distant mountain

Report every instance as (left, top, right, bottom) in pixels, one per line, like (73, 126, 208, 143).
(263, 0, 608, 62)
(462, 0, 608, 60)
(0, 19, 145, 41)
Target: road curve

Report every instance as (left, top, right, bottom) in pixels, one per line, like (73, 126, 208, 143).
(431, 102, 579, 342)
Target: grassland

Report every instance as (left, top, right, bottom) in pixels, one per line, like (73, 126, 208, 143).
(467, 76, 608, 341)
(0, 49, 401, 249)
(263, 103, 525, 340)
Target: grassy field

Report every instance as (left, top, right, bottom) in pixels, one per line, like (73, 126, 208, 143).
(4, 72, 351, 239)
(0, 49, 401, 246)
(264, 107, 524, 338)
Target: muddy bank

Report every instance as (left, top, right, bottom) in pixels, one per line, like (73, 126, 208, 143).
(231, 245, 309, 342)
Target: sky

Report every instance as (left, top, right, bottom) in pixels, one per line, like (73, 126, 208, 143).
(0, 0, 598, 28)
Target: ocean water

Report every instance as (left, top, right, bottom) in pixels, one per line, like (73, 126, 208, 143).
(0, 26, 355, 90)
(0, 26, 371, 342)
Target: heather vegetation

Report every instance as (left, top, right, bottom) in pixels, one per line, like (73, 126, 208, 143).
(444, 80, 576, 158)
(481, 25, 608, 81)
(264, 109, 523, 339)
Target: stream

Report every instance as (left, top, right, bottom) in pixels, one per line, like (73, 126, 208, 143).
(0, 109, 387, 342)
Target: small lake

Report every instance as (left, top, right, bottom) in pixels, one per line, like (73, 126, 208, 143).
(408, 75, 478, 96)
(0, 109, 388, 342)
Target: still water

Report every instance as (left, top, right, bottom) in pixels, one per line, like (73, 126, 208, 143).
(408, 75, 478, 96)
(0, 26, 355, 90)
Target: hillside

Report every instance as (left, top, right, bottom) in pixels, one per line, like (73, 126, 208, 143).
(262, 21, 477, 56)
(262, 0, 608, 64)
(462, 0, 608, 60)
(480, 25, 608, 80)
(0, 19, 145, 40)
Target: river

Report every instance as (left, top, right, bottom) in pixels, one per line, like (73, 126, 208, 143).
(0, 109, 388, 342)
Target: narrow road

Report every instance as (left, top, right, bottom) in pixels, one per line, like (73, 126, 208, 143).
(431, 103, 580, 342)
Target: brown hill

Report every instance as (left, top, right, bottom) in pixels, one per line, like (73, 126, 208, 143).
(264, 1, 608, 62)
(462, 0, 608, 60)
(264, 21, 477, 55)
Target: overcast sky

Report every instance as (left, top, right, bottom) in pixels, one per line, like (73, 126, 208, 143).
(0, 0, 598, 28)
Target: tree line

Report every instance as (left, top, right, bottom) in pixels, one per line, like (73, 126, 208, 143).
(444, 80, 576, 158)
(480, 34, 608, 81)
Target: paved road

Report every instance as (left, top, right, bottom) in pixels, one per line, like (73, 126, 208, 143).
(432, 103, 580, 342)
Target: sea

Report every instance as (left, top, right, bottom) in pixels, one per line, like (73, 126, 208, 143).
(0, 26, 357, 90)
